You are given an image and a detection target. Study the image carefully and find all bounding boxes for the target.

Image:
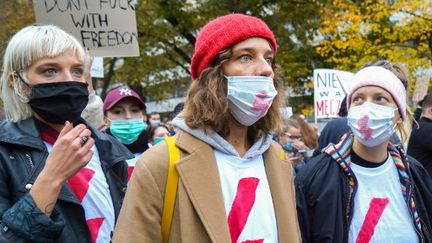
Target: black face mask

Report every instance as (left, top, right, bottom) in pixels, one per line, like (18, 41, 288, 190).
(28, 81, 89, 124)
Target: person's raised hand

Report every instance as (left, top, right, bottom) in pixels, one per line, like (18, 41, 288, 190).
(42, 121, 94, 185)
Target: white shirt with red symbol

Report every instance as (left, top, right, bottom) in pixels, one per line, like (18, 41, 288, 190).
(348, 155, 418, 243)
(214, 150, 278, 243)
(44, 142, 115, 243)
(126, 154, 141, 181)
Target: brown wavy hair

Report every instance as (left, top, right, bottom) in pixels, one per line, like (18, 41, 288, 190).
(292, 114, 318, 148)
(181, 49, 285, 141)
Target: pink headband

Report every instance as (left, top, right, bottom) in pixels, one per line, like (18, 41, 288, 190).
(347, 66, 406, 120)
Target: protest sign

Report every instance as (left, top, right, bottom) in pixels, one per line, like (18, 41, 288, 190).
(412, 75, 430, 102)
(314, 69, 354, 119)
(90, 57, 104, 78)
(33, 0, 139, 57)
(280, 107, 293, 119)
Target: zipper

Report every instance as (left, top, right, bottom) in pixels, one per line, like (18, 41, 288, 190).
(25, 153, 34, 170)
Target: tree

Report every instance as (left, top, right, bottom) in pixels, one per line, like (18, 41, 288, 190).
(316, 0, 432, 96)
(0, 0, 34, 109)
(0, 0, 35, 64)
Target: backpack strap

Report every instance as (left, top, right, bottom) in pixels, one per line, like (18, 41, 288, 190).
(161, 136, 180, 243)
(279, 150, 285, 160)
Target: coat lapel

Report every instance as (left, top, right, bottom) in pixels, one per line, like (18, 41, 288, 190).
(175, 132, 231, 243)
(264, 144, 301, 243)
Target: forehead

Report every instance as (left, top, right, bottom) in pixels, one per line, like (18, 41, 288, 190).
(154, 126, 168, 134)
(286, 126, 301, 134)
(231, 37, 274, 53)
(351, 86, 392, 97)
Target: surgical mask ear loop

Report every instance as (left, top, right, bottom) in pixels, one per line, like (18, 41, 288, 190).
(14, 71, 31, 88)
(12, 70, 31, 103)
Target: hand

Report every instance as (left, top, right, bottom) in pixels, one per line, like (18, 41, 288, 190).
(291, 139, 306, 151)
(41, 121, 94, 185)
(30, 122, 95, 216)
(288, 155, 304, 167)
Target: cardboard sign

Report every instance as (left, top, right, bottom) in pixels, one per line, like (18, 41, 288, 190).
(33, 0, 139, 57)
(412, 75, 430, 102)
(314, 69, 354, 119)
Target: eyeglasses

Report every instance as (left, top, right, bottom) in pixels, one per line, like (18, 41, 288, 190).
(283, 133, 302, 140)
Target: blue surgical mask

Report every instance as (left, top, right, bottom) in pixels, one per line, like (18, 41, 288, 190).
(226, 76, 277, 126)
(282, 141, 294, 152)
(109, 119, 146, 144)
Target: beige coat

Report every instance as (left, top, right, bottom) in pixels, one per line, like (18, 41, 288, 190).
(113, 130, 301, 243)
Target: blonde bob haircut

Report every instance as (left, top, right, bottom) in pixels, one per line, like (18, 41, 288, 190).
(0, 24, 87, 122)
(181, 48, 285, 141)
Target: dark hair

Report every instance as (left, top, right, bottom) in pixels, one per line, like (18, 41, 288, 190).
(172, 102, 184, 118)
(148, 124, 169, 141)
(338, 96, 348, 117)
(422, 90, 432, 112)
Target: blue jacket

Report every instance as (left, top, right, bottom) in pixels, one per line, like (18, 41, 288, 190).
(0, 118, 133, 243)
(296, 132, 432, 243)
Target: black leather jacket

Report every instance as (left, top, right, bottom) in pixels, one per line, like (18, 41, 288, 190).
(0, 118, 133, 243)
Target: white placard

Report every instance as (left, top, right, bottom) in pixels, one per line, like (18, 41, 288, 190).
(33, 0, 139, 57)
(314, 69, 354, 119)
(280, 107, 293, 119)
(90, 57, 104, 78)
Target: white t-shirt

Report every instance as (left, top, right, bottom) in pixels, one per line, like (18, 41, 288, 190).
(348, 154, 418, 243)
(214, 150, 278, 243)
(126, 153, 142, 181)
(45, 142, 115, 243)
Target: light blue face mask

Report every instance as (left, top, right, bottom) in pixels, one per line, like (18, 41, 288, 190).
(109, 119, 147, 144)
(153, 136, 165, 145)
(226, 76, 277, 126)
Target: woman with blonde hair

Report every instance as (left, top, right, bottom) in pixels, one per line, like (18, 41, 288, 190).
(114, 13, 301, 243)
(0, 24, 132, 242)
(295, 62, 432, 242)
(278, 118, 307, 172)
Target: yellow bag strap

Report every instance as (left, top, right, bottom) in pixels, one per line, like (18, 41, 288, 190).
(279, 150, 285, 160)
(161, 136, 180, 243)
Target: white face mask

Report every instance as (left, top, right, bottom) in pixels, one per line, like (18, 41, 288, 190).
(226, 76, 277, 126)
(347, 101, 397, 147)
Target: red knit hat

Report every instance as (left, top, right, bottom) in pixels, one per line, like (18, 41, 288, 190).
(190, 13, 277, 80)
